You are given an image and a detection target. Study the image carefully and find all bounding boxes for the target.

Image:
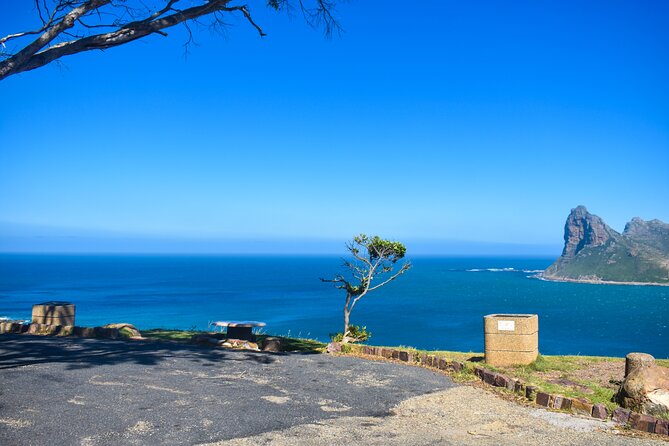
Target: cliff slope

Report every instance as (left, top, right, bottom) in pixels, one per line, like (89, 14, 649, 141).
(543, 206, 669, 284)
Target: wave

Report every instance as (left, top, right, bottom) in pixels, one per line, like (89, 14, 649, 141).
(465, 267, 544, 273)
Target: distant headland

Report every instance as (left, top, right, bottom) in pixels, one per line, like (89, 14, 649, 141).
(542, 206, 669, 286)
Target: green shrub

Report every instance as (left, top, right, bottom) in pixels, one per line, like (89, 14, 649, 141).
(330, 325, 371, 343)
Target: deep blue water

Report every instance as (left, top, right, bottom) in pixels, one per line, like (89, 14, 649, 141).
(0, 254, 667, 358)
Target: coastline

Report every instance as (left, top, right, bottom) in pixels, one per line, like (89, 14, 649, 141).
(537, 273, 669, 287)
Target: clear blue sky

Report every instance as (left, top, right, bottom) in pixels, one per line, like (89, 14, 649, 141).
(1, 0, 668, 254)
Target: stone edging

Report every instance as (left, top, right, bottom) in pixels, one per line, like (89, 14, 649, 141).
(328, 342, 669, 437)
(0, 321, 121, 339)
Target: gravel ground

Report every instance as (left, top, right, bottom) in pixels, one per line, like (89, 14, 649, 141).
(1, 335, 666, 446)
(0, 335, 451, 445)
(206, 386, 665, 446)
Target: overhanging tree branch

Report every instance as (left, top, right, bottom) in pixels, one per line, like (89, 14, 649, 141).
(0, 0, 340, 81)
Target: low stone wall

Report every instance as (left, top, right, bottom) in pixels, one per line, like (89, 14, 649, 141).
(330, 342, 669, 438)
(0, 321, 120, 339)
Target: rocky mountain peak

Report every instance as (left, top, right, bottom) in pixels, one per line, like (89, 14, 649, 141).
(624, 217, 669, 254)
(561, 205, 617, 258)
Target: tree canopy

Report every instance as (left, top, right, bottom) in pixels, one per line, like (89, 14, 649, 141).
(0, 0, 339, 81)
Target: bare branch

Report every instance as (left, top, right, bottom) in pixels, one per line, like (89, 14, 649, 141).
(0, 0, 340, 81)
(367, 262, 411, 292)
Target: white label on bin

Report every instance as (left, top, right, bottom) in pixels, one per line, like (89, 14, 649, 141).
(498, 320, 515, 331)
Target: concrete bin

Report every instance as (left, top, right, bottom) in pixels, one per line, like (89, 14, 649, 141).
(32, 302, 76, 326)
(484, 314, 538, 366)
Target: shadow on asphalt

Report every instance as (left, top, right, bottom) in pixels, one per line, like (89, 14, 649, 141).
(0, 334, 299, 371)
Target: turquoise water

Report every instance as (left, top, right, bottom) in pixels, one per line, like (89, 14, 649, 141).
(0, 254, 667, 358)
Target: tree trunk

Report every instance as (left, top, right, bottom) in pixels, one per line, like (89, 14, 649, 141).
(343, 307, 350, 337)
(343, 293, 351, 340)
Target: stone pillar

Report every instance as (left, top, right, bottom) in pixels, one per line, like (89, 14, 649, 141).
(484, 314, 538, 366)
(32, 302, 76, 326)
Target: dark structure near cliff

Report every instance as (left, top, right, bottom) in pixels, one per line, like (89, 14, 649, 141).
(544, 206, 669, 284)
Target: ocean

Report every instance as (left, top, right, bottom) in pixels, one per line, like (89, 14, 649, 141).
(0, 254, 667, 358)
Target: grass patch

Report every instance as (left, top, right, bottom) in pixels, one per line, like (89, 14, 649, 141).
(356, 345, 668, 412)
(143, 328, 200, 342)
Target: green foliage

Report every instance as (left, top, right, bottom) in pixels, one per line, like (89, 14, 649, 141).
(330, 325, 371, 343)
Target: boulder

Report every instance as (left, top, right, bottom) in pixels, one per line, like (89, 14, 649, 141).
(326, 342, 342, 353)
(261, 337, 282, 352)
(103, 323, 142, 339)
(616, 358, 669, 417)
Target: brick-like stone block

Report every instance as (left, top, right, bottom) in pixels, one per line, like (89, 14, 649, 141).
(506, 378, 516, 391)
(474, 367, 485, 379)
(483, 370, 497, 385)
(398, 351, 409, 362)
(420, 353, 429, 365)
(425, 355, 435, 367)
(514, 380, 525, 395)
(571, 398, 593, 416)
(557, 397, 572, 411)
(629, 413, 657, 433)
(437, 358, 449, 370)
(612, 407, 631, 424)
(451, 361, 464, 373)
(551, 395, 565, 410)
(391, 349, 400, 360)
(525, 386, 538, 401)
(536, 392, 551, 407)
(655, 419, 669, 436)
(494, 374, 509, 388)
(591, 404, 607, 420)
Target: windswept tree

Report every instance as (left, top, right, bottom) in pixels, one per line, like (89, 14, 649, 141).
(0, 0, 339, 81)
(321, 234, 411, 343)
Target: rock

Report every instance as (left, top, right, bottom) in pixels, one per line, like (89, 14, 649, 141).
(482, 370, 497, 386)
(514, 381, 525, 395)
(571, 398, 594, 416)
(398, 351, 411, 362)
(494, 374, 509, 388)
(525, 386, 538, 401)
(223, 338, 259, 350)
(451, 361, 464, 373)
(629, 412, 657, 433)
(551, 396, 571, 411)
(536, 392, 551, 407)
(591, 404, 608, 419)
(655, 419, 669, 435)
(326, 342, 342, 353)
(625, 352, 656, 377)
(103, 323, 142, 338)
(616, 360, 669, 417)
(262, 337, 282, 352)
(612, 407, 631, 424)
(560, 206, 615, 258)
(473, 367, 485, 379)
